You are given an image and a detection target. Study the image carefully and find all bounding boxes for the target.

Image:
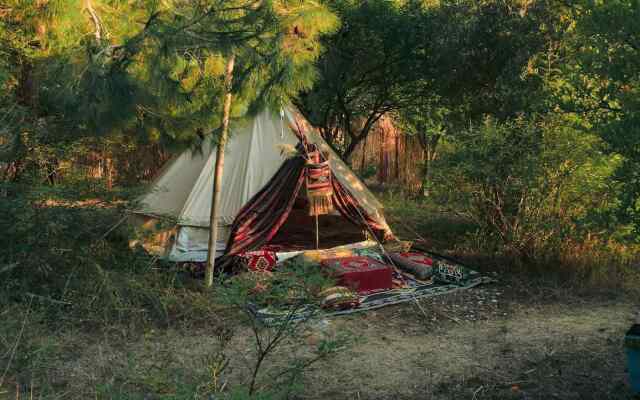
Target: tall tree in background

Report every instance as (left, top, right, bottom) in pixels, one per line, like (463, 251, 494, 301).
(162, 1, 340, 286)
(1, 1, 337, 284)
(297, 0, 424, 162)
(571, 0, 640, 237)
(297, 0, 560, 163)
(396, 102, 449, 196)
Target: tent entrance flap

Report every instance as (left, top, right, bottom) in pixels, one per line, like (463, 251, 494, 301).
(217, 144, 393, 266)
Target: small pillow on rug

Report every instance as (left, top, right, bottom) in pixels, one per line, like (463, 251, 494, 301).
(301, 248, 355, 264)
(433, 259, 470, 284)
(318, 286, 359, 310)
(388, 252, 434, 280)
(383, 240, 413, 253)
(239, 250, 278, 272)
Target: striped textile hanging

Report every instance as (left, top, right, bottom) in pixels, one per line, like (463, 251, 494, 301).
(306, 151, 334, 216)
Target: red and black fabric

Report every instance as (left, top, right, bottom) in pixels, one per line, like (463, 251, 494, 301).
(305, 150, 334, 216)
(306, 159, 332, 197)
(310, 147, 391, 240)
(239, 250, 278, 272)
(217, 155, 306, 269)
(216, 133, 393, 269)
(331, 176, 391, 241)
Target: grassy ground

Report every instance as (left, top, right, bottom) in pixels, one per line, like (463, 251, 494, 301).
(2, 279, 636, 399)
(1, 191, 639, 399)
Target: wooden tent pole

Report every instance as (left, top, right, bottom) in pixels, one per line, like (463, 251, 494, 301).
(205, 54, 235, 288)
(315, 214, 319, 249)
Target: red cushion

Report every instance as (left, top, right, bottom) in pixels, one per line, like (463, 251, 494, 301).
(320, 256, 393, 294)
(241, 250, 278, 272)
(398, 252, 434, 266)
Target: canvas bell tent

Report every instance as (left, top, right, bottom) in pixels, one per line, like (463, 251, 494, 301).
(130, 108, 393, 263)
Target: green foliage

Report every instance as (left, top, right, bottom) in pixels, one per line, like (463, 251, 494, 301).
(80, 261, 348, 400)
(430, 115, 619, 261)
(358, 163, 377, 181)
(0, 0, 339, 175)
(0, 180, 221, 329)
(298, 0, 425, 159)
(569, 0, 640, 236)
(6, 0, 640, 398)
(214, 261, 347, 399)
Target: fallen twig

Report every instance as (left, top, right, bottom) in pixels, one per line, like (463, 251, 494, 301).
(428, 303, 462, 324)
(26, 293, 72, 306)
(0, 296, 33, 388)
(472, 385, 484, 400)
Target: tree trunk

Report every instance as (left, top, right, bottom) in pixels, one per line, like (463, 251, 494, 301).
(419, 134, 440, 197)
(394, 132, 400, 180)
(377, 126, 386, 185)
(205, 54, 236, 287)
(343, 112, 383, 162)
(421, 148, 430, 197)
(102, 150, 113, 190)
(360, 133, 367, 170)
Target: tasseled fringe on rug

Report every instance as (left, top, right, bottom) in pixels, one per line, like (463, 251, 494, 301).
(308, 192, 334, 216)
(306, 154, 334, 216)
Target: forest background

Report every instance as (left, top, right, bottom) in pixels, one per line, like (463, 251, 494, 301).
(1, 1, 639, 398)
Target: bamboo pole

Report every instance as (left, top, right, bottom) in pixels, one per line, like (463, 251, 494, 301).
(205, 54, 236, 287)
(315, 214, 319, 249)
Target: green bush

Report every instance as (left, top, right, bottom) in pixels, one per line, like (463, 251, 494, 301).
(358, 164, 378, 181)
(430, 115, 625, 264)
(0, 181, 219, 329)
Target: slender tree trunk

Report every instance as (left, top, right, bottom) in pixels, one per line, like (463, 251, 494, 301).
(394, 132, 400, 180)
(342, 112, 383, 162)
(419, 134, 440, 197)
(102, 149, 113, 190)
(105, 157, 113, 190)
(421, 148, 430, 197)
(205, 54, 236, 287)
(360, 133, 367, 170)
(377, 126, 385, 185)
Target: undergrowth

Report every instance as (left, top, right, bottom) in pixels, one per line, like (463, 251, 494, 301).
(380, 187, 640, 296)
(0, 181, 226, 397)
(1, 180, 637, 398)
(0, 182, 349, 399)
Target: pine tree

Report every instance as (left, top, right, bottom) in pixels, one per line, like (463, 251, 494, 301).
(2, 0, 338, 284)
(146, 0, 339, 285)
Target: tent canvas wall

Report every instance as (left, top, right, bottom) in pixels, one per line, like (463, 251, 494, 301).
(130, 108, 393, 262)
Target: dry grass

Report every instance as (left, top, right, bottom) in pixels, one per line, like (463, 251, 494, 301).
(2, 190, 639, 399)
(1, 285, 637, 399)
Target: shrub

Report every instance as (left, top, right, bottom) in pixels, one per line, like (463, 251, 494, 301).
(430, 115, 623, 263)
(0, 181, 220, 329)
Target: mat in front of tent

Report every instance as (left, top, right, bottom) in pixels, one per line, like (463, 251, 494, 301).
(247, 250, 493, 325)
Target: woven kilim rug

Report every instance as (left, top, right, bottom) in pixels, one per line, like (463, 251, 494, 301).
(248, 249, 493, 325)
